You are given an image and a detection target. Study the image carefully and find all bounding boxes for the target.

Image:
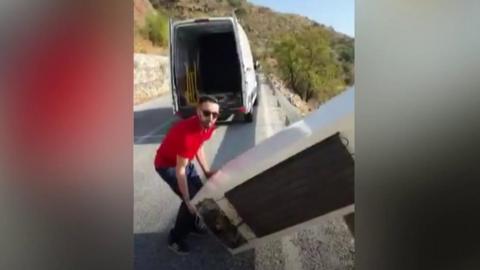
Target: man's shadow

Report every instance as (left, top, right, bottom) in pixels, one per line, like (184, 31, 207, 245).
(134, 230, 254, 270)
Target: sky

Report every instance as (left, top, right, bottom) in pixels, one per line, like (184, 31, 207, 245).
(247, 0, 354, 37)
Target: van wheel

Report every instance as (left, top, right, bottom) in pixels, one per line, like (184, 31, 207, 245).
(244, 112, 253, 123)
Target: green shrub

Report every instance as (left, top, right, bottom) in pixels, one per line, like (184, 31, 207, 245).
(228, 0, 242, 8)
(335, 44, 354, 62)
(235, 7, 247, 17)
(141, 10, 169, 47)
(272, 28, 346, 103)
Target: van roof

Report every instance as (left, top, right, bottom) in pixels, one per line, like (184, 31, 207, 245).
(174, 17, 235, 26)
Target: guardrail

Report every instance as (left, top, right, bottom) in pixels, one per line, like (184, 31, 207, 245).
(264, 74, 303, 126)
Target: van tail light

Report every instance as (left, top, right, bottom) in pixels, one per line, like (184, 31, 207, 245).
(239, 107, 246, 113)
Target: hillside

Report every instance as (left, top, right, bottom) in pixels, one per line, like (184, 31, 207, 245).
(134, 0, 167, 54)
(134, 0, 354, 105)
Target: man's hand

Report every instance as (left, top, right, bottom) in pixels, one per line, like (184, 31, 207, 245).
(205, 170, 218, 179)
(185, 200, 196, 214)
(196, 147, 218, 179)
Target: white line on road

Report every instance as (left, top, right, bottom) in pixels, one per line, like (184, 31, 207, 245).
(134, 135, 165, 141)
(259, 83, 274, 137)
(135, 118, 175, 144)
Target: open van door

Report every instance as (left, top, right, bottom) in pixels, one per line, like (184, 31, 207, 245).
(231, 12, 247, 111)
(231, 10, 256, 122)
(169, 18, 179, 114)
(191, 89, 355, 254)
(237, 26, 257, 111)
(231, 10, 245, 73)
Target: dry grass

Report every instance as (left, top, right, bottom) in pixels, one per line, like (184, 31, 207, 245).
(134, 34, 167, 55)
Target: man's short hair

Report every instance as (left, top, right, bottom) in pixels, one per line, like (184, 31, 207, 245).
(198, 95, 219, 106)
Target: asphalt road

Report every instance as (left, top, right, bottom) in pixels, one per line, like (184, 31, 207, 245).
(134, 75, 354, 270)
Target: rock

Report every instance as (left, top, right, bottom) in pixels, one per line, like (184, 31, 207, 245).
(267, 73, 313, 115)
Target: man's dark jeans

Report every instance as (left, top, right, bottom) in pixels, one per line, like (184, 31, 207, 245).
(156, 163, 203, 241)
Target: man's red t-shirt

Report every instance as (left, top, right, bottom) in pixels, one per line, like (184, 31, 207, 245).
(154, 115, 215, 168)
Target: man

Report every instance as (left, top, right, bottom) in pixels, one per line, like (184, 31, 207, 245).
(154, 95, 220, 255)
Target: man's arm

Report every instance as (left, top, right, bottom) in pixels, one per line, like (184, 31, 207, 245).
(196, 145, 209, 175)
(176, 155, 195, 213)
(196, 146, 217, 179)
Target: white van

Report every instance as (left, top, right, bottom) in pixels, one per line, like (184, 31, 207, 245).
(168, 16, 259, 122)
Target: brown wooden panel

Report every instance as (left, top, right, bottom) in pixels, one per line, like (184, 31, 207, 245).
(225, 133, 354, 237)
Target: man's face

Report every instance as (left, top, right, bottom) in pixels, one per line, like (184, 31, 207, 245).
(197, 101, 220, 129)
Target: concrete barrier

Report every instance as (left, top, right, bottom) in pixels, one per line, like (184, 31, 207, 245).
(264, 75, 303, 126)
(134, 53, 170, 104)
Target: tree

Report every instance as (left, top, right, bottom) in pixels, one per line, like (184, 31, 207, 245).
(273, 27, 345, 103)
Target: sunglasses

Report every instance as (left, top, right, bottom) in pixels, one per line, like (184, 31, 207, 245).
(202, 110, 219, 119)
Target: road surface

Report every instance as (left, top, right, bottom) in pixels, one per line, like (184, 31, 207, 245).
(134, 75, 354, 269)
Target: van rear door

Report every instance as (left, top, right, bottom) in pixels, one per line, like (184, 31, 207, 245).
(231, 15, 246, 108)
(169, 18, 179, 114)
(237, 25, 257, 107)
